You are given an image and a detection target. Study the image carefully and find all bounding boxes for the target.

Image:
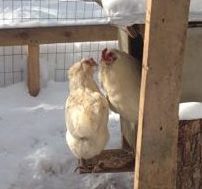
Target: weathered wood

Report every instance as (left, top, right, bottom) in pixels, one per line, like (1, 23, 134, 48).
(177, 120, 201, 189)
(27, 44, 40, 97)
(0, 25, 118, 46)
(118, 26, 202, 153)
(78, 120, 201, 178)
(79, 149, 134, 174)
(134, 0, 190, 189)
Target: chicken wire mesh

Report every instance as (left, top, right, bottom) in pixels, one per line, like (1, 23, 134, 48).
(0, 46, 27, 87)
(0, 41, 118, 87)
(0, 0, 106, 26)
(0, 0, 119, 87)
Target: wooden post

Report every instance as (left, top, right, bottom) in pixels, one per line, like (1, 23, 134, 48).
(134, 0, 190, 189)
(27, 43, 40, 96)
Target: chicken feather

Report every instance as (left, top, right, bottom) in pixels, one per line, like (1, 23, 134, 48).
(99, 48, 141, 124)
(65, 58, 109, 160)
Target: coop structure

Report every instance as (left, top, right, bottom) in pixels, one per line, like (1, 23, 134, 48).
(0, 0, 201, 189)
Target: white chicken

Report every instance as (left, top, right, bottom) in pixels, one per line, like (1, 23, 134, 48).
(99, 48, 141, 136)
(65, 58, 109, 169)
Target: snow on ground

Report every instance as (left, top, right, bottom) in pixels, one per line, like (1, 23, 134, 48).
(0, 81, 133, 189)
(0, 80, 202, 189)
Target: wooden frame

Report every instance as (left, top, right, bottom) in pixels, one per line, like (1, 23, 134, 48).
(77, 119, 201, 178)
(0, 13, 200, 187)
(27, 44, 40, 97)
(0, 24, 117, 46)
(134, 0, 191, 188)
(0, 24, 117, 96)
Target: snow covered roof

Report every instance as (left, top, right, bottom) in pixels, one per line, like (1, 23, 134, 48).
(0, 0, 107, 29)
(0, 0, 202, 28)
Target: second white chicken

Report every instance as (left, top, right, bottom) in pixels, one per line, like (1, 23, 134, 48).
(99, 48, 141, 125)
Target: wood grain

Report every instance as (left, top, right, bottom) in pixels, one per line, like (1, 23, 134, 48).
(27, 44, 40, 97)
(134, 0, 191, 188)
(0, 25, 118, 46)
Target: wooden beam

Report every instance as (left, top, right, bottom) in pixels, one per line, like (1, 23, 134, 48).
(177, 119, 201, 189)
(0, 25, 117, 46)
(77, 119, 201, 176)
(134, 0, 190, 189)
(27, 44, 40, 97)
(78, 149, 134, 174)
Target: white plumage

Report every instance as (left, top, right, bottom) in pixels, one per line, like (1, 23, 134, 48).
(65, 58, 109, 160)
(99, 48, 141, 125)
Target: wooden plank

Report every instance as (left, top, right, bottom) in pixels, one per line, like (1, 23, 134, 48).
(77, 119, 201, 175)
(0, 25, 118, 46)
(27, 44, 40, 97)
(177, 119, 201, 189)
(134, 0, 190, 189)
(78, 149, 135, 174)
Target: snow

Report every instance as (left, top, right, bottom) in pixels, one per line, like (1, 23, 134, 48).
(0, 0, 108, 29)
(0, 81, 133, 189)
(179, 102, 202, 120)
(0, 0, 202, 28)
(101, 0, 202, 25)
(0, 78, 202, 188)
(0, 0, 202, 188)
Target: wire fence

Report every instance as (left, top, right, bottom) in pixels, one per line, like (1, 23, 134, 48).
(0, 41, 118, 87)
(0, 46, 26, 87)
(0, 0, 119, 87)
(41, 41, 118, 82)
(0, 0, 107, 26)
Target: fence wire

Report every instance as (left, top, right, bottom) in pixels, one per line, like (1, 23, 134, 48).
(0, 0, 106, 26)
(0, 0, 119, 87)
(0, 41, 118, 87)
(0, 46, 26, 87)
